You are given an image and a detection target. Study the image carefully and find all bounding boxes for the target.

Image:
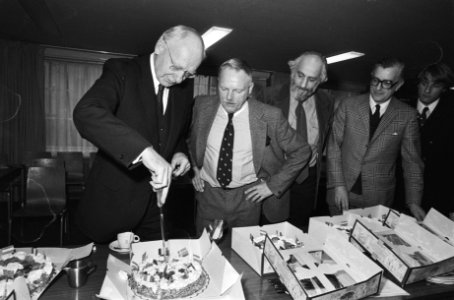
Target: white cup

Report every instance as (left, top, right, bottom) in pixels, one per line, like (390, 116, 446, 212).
(117, 232, 140, 249)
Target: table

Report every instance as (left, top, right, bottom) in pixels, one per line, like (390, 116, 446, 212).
(0, 165, 25, 245)
(39, 235, 454, 300)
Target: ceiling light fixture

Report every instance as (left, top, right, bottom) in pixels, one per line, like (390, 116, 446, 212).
(326, 51, 365, 64)
(202, 26, 233, 49)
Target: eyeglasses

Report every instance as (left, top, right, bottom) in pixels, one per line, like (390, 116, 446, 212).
(162, 37, 197, 80)
(370, 77, 399, 89)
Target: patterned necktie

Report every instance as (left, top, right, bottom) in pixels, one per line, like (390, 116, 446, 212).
(369, 104, 381, 139)
(217, 113, 234, 188)
(418, 107, 429, 128)
(295, 102, 308, 142)
(156, 84, 164, 115)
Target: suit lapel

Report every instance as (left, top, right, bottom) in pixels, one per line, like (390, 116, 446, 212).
(196, 97, 219, 164)
(358, 95, 370, 137)
(249, 99, 267, 173)
(276, 84, 290, 117)
(315, 92, 329, 147)
(371, 97, 398, 143)
(138, 55, 160, 146)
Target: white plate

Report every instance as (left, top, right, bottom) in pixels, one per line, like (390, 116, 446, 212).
(109, 240, 130, 254)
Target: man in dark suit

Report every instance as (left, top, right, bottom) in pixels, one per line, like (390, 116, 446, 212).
(73, 25, 205, 243)
(327, 58, 426, 220)
(271, 51, 334, 229)
(189, 58, 310, 235)
(414, 63, 454, 218)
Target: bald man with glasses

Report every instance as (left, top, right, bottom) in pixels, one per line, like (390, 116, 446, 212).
(326, 58, 425, 220)
(73, 25, 205, 243)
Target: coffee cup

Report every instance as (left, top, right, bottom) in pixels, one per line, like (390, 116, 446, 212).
(64, 259, 96, 288)
(117, 232, 140, 249)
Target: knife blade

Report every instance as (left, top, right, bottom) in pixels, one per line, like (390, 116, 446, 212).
(156, 183, 170, 263)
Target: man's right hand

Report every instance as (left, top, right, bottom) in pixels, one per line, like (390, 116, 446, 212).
(191, 167, 205, 192)
(334, 186, 349, 212)
(141, 146, 172, 190)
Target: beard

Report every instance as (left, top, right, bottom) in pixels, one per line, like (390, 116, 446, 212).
(293, 86, 314, 102)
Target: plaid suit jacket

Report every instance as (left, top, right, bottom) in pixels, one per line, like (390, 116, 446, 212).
(327, 94, 423, 206)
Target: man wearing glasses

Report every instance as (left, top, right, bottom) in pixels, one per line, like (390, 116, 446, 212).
(326, 58, 425, 220)
(73, 25, 205, 243)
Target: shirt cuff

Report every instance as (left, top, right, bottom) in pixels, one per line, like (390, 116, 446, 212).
(132, 148, 148, 165)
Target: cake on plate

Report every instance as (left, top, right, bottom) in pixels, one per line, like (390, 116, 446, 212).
(0, 249, 55, 299)
(129, 247, 209, 299)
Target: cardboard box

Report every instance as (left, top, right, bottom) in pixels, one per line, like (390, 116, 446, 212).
(123, 231, 243, 300)
(421, 208, 454, 247)
(345, 205, 416, 228)
(263, 231, 383, 300)
(350, 216, 454, 286)
(231, 222, 321, 276)
(308, 205, 415, 245)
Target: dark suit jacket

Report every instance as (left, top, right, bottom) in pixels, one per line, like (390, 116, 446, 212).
(189, 96, 311, 222)
(73, 55, 193, 242)
(327, 94, 424, 207)
(271, 85, 334, 202)
(412, 95, 454, 214)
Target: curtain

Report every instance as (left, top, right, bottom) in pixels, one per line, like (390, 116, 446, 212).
(0, 39, 44, 164)
(44, 59, 102, 154)
(193, 75, 218, 98)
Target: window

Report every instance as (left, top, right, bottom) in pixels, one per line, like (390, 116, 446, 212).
(44, 47, 132, 155)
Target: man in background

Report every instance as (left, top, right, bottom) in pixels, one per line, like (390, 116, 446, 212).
(272, 51, 334, 228)
(414, 63, 454, 218)
(327, 58, 425, 220)
(73, 25, 205, 242)
(189, 58, 310, 235)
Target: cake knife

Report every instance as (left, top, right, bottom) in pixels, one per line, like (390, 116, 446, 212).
(156, 184, 170, 263)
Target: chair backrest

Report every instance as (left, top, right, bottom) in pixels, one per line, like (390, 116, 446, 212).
(29, 158, 65, 169)
(57, 152, 84, 175)
(25, 166, 66, 213)
(22, 151, 52, 162)
(88, 152, 97, 170)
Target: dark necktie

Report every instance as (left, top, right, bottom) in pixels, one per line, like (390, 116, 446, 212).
(217, 113, 234, 188)
(156, 84, 164, 115)
(295, 102, 307, 142)
(352, 104, 381, 195)
(418, 107, 429, 128)
(369, 104, 381, 140)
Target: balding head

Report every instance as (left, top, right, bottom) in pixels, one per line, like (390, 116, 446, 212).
(154, 25, 205, 87)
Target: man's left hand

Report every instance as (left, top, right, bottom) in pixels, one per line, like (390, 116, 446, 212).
(408, 203, 426, 221)
(171, 152, 190, 177)
(245, 181, 273, 203)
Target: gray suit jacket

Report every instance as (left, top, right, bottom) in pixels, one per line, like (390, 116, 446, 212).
(327, 94, 424, 206)
(189, 95, 311, 222)
(272, 85, 334, 201)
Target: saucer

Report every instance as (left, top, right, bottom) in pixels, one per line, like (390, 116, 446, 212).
(109, 240, 130, 254)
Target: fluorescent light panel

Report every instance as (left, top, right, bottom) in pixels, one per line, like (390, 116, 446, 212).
(326, 51, 364, 64)
(202, 26, 232, 49)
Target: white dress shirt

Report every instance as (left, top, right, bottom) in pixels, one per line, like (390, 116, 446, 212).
(200, 102, 258, 188)
(369, 95, 391, 117)
(417, 98, 439, 119)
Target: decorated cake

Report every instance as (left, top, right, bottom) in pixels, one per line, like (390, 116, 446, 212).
(251, 231, 304, 250)
(129, 247, 209, 299)
(0, 248, 55, 298)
